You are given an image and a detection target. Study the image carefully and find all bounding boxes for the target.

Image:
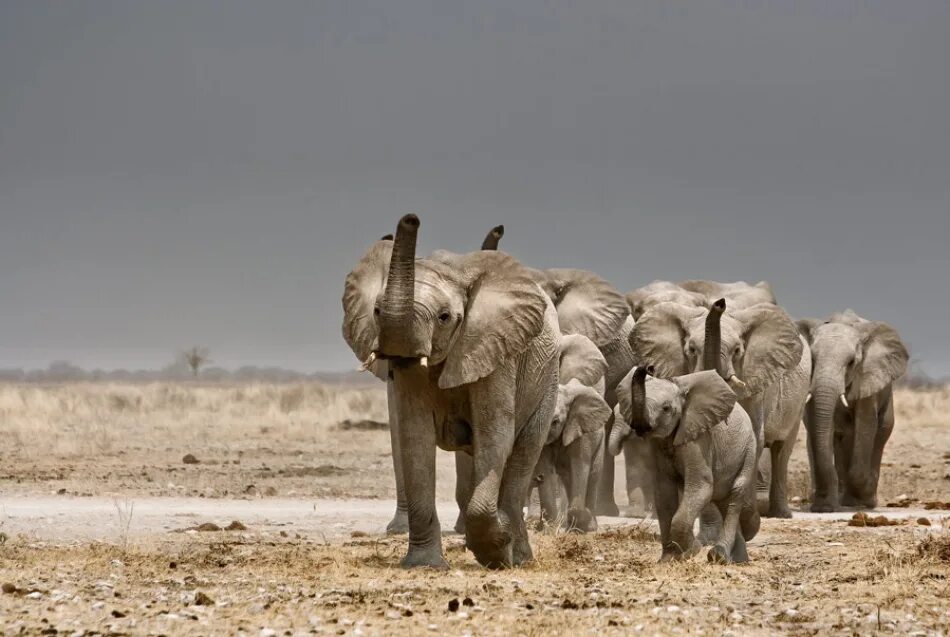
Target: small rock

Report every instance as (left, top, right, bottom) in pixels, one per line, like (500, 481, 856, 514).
(462, 597, 474, 607)
(260, 629, 277, 637)
(194, 591, 214, 606)
(111, 609, 126, 618)
(57, 488, 67, 495)
(2, 583, 18, 594)
(195, 522, 221, 532)
(182, 454, 200, 465)
(224, 520, 247, 531)
(448, 598, 460, 612)
(917, 517, 931, 526)
(264, 486, 278, 496)
(26, 591, 43, 600)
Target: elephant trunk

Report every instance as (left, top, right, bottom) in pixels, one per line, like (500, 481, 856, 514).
(378, 214, 423, 358)
(703, 298, 726, 377)
(630, 366, 652, 437)
(608, 416, 630, 456)
(808, 368, 844, 509)
(481, 225, 505, 250)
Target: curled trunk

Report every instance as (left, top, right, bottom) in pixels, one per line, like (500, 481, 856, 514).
(630, 366, 651, 436)
(703, 298, 726, 376)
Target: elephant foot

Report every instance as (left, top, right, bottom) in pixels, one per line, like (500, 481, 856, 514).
(565, 508, 597, 534)
(810, 500, 838, 513)
(511, 532, 534, 566)
(764, 505, 793, 519)
(707, 545, 732, 564)
(386, 509, 410, 535)
(466, 511, 514, 570)
(842, 492, 877, 509)
(453, 512, 466, 535)
(400, 544, 448, 570)
(594, 501, 620, 517)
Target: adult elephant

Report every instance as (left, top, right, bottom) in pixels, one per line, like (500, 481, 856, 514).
(342, 214, 560, 568)
(632, 293, 807, 518)
(479, 229, 637, 516)
(797, 311, 908, 511)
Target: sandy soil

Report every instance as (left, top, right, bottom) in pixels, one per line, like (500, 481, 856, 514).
(0, 382, 947, 635)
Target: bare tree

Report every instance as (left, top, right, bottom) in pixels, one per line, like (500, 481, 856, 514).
(182, 346, 211, 378)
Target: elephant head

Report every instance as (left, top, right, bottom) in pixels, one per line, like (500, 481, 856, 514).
(626, 281, 707, 321)
(480, 225, 505, 250)
(609, 367, 737, 455)
(548, 379, 612, 447)
(632, 301, 803, 399)
(558, 333, 608, 388)
(678, 280, 776, 310)
(342, 214, 549, 389)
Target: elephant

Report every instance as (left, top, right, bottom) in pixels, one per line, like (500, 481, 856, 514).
(609, 366, 759, 563)
(797, 310, 908, 512)
(477, 231, 640, 517)
(342, 214, 560, 568)
(532, 334, 611, 532)
(629, 281, 808, 519)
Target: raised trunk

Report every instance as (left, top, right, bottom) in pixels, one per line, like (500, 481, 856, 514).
(481, 225, 504, 250)
(608, 418, 631, 456)
(378, 214, 420, 357)
(703, 298, 726, 376)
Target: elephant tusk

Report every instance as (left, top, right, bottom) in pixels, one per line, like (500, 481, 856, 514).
(727, 375, 747, 391)
(359, 352, 377, 372)
(419, 357, 428, 368)
(805, 393, 812, 404)
(839, 393, 849, 408)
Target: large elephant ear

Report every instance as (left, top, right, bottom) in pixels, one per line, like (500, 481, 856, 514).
(559, 334, 608, 387)
(562, 381, 611, 447)
(631, 302, 705, 378)
(855, 322, 908, 399)
(797, 318, 821, 345)
(673, 371, 737, 446)
(731, 304, 804, 396)
(341, 239, 392, 363)
(545, 268, 629, 348)
(439, 253, 549, 389)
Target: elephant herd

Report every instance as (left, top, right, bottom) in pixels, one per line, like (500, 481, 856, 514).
(341, 214, 908, 569)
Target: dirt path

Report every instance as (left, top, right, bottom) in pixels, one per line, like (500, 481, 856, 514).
(2, 495, 946, 542)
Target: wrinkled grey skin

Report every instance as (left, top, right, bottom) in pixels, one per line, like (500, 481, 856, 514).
(610, 368, 760, 563)
(626, 279, 774, 321)
(798, 311, 908, 512)
(342, 215, 559, 569)
(629, 281, 808, 519)
(532, 335, 611, 532)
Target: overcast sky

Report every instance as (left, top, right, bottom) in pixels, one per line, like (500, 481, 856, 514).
(1, 1, 948, 375)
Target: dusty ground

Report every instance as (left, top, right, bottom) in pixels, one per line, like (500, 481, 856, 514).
(0, 382, 948, 635)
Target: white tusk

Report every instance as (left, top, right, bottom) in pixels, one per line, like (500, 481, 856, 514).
(419, 357, 428, 368)
(727, 375, 747, 391)
(359, 352, 377, 372)
(839, 393, 849, 408)
(805, 393, 812, 404)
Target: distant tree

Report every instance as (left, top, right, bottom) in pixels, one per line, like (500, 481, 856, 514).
(181, 347, 211, 378)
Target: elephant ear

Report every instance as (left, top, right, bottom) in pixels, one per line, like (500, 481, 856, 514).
(673, 371, 737, 446)
(559, 334, 608, 386)
(631, 302, 705, 378)
(439, 253, 549, 389)
(341, 239, 392, 363)
(854, 322, 908, 399)
(731, 304, 804, 396)
(797, 318, 821, 345)
(562, 381, 611, 447)
(545, 268, 629, 348)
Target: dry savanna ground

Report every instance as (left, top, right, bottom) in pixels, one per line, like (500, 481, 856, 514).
(0, 381, 948, 635)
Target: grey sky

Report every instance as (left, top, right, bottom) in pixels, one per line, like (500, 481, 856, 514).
(1, 1, 948, 375)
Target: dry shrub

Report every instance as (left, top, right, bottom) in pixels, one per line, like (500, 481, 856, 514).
(917, 531, 950, 563)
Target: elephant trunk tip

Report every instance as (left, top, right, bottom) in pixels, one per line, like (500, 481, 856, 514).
(380, 233, 394, 241)
(710, 298, 726, 315)
(399, 213, 420, 229)
(481, 224, 505, 250)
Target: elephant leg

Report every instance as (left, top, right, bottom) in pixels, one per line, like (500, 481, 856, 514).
(708, 497, 742, 564)
(584, 434, 605, 531)
(453, 451, 474, 534)
(731, 529, 749, 563)
(535, 447, 560, 528)
(668, 482, 710, 561)
(755, 451, 772, 516)
(595, 411, 621, 516)
(654, 468, 679, 562)
(697, 503, 722, 546)
(623, 436, 654, 516)
(564, 434, 597, 533)
(385, 382, 409, 535)
(765, 423, 798, 519)
(498, 404, 552, 566)
(864, 394, 895, 508)
(392, 368, 446, 569)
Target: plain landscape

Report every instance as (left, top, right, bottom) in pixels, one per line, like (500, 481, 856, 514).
(0, 380, 947, 635)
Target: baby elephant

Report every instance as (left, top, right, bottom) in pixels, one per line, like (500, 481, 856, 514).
(609, 367, 760, 563)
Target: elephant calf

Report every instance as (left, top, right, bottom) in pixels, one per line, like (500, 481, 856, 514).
(610, 367, 760, 563)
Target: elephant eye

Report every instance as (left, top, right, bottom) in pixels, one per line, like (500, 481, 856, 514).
(373, 307, 381, 316)
(662, 404, 671, 412)
(438, 311, 452, 323)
